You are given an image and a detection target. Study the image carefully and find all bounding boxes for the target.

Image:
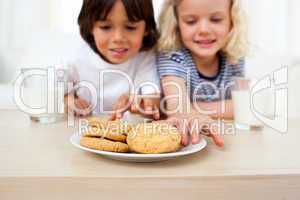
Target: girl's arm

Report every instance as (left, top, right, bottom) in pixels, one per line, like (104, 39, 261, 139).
(193, 100, 234, 120)
(161, 76, 191, 116)
(161, 75, 224, 147)
(161, 75, 233, 119)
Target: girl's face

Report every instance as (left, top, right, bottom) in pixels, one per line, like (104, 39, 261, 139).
(177, 0, 232, 60)
(91, 0, 146, 64)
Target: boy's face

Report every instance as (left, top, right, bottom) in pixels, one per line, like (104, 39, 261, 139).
(91, 0, 146, 64)
(177, 0, 231, 61)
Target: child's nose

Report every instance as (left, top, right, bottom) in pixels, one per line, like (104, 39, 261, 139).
(197, 20, 210, 35)
(112, 29, 125, 43)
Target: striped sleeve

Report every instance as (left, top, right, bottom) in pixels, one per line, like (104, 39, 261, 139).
(224, 58, 246, 99)
(156, 51, 188, 80)
(230, 58, 245, 77)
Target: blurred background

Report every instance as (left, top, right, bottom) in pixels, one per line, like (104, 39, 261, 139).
(0, 0, 299, 118)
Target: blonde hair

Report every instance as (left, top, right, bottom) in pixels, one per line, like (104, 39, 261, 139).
(158, 0, 248, 64)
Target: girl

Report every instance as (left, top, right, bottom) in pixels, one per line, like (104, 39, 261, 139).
(65, 0, 160, 119)
(157, 0, 248, 146)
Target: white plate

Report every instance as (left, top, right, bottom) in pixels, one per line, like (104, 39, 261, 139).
(70, 133, 207, 162)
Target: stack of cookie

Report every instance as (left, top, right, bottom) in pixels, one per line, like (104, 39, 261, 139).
(80, 117, 131, 153)
(80, 117, 182, 154)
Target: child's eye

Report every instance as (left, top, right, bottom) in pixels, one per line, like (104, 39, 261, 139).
(187, 21, 196, 25)
(185, 20, 197, 25)
(211, 18, 223, 23)
(99, 25, 111, 30)
(125, 25, 137, 31)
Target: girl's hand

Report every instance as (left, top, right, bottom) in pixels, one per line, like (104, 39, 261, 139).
(110, 93, 160, 120)
(64, 94, 92, 117)
(166, 113, 224, 147)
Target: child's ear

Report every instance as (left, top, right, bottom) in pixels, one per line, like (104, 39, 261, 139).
(144, 31, 149, 37)
(90, 26, 95, 36)
(144, 27, 152, 37)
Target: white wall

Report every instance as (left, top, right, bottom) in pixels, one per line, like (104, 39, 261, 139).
(289, 62, 300, 119)
(243, 0, 288, 56)
(0, 0, 52, 83)
(288, 0, 300, 57)
(49, 0, 82, 34)
(0, 1, 13, 82)
(0, 1, 10, 49)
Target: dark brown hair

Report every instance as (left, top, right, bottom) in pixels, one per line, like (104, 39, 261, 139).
(78, 0, 158, 54)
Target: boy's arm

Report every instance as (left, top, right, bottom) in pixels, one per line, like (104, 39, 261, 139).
(137, 93, 160, 119)
(110, 92, 161, 120)
(64, 93, 91, 117)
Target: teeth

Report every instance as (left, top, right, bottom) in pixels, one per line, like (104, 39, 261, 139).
(199, 40, 214, 44)
(112, 48, 127, 53)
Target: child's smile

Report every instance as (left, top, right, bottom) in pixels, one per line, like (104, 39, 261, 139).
(195, 39, 217, 49)
(109, 48, 129, 58)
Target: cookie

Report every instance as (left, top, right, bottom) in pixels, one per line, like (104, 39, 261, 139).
(84, 117, 131, 142)
(126, 122, 182, 154)
(80, 136, 129, 153)
(83, 128, 127, 143)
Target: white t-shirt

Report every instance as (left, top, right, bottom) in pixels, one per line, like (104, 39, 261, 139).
(66, 42, 160, 113)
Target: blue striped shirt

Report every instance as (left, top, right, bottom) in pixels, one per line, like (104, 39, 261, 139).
(157, 48, 245, 101)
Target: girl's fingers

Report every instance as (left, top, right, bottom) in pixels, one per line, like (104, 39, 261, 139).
(165, 115, 224, 147)
(202, 120, 224, 147)
(191, 133, 202, 145)
(191, 131, 200, 144)
(204, 128, 224, 147)
(188, 118, 202, 145)
(187, 116, 223, 146)
(167, 117, 189, 146)
(178, 120, 189, 146)
(210, 134, 224, 147)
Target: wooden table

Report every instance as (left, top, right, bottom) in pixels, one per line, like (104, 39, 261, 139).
(0, 110, 299, 200)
